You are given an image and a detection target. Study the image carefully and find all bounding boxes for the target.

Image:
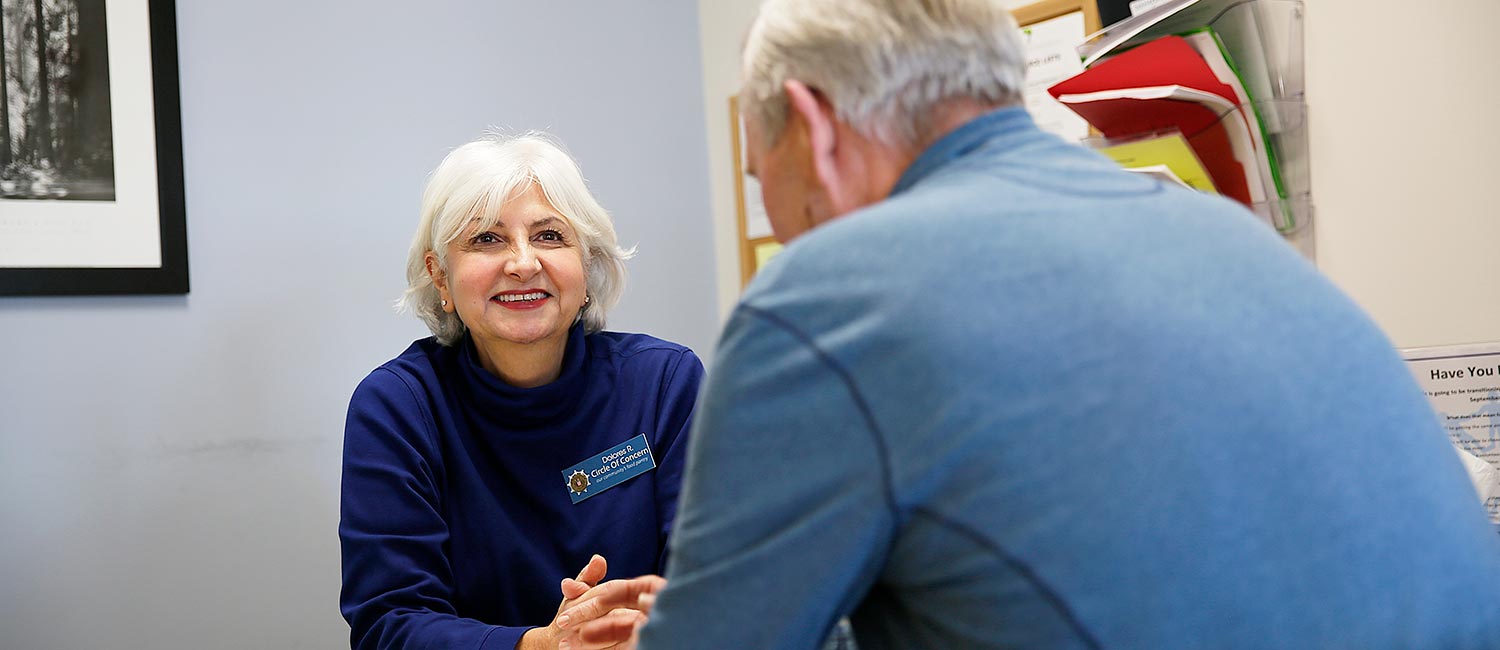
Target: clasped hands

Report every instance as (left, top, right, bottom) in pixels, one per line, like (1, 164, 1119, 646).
(520, 554, 667, 650)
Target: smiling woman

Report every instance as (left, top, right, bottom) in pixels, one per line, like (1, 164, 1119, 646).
(402, 134, 631, 347)
(429, 184, 589, 387)
(339, 132, 706, 650)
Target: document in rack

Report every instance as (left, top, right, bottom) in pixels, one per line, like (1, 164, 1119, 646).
(1048, 35, 1272, 223)
(1181, 29, 1290, 228)
(1092, 131, 1218, 194)
(1078, 0, 1284, 136)
(1051, 84, 1264, 211)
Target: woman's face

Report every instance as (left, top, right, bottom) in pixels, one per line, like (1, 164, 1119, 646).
(433, 183, 587, 356)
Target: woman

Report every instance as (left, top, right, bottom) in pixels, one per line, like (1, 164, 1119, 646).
(339, 133, 704, 650)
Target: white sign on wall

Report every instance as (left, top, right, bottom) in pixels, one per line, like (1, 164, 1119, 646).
(1404, 342, 1500, 528)
(1019, 12, 1091, 142)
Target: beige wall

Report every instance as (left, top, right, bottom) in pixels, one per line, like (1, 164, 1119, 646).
(697, 0, 765, 321)
(1306, 0, 1500, 348)
(700, 0, 1500, 349)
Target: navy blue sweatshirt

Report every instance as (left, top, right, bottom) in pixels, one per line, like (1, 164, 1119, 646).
(339, 325, 703, 650)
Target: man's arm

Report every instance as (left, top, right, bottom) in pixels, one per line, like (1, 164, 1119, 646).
(637, 307, 899, 649)
(649, 351, 707, 572)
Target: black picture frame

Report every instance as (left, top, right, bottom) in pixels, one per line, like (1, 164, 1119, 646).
(0, 0, 187, 296)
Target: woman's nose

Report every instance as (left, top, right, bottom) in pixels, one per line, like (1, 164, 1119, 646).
(505, 243, 541, 279)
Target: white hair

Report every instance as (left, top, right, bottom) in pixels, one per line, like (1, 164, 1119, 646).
(399, 132, 635, 345)
(741, 0, 1026, 146)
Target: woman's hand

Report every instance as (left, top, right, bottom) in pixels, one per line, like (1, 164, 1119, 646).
(519, 555, 611, 650)
(555, 575, 668, 650)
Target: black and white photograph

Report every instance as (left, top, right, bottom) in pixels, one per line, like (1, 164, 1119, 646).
(1, 0, 115, 202)
(0, 0, 185, 296)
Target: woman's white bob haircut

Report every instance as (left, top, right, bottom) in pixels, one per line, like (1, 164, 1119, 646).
(399, 132, 635, 346)
(741, 0, 1026, 147)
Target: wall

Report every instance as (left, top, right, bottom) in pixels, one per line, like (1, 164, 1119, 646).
(0, 2, 716, 648)
(697, 0, 766, 319)
(1306, 0, 1500, 349)
(701, 0, 1500, 349)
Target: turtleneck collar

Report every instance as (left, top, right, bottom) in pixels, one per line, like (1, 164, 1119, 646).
(890, 106, 1038, 197)
(457, 323, 591, 429)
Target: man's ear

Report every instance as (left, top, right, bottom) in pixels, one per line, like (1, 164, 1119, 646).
(425, 251, 453, 313)
(784, 80, 843, 198)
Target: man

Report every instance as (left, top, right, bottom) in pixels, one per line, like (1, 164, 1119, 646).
(561, 0, 1500, 648)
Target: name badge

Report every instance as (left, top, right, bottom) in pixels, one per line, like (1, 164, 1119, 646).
(561, 433, 656, 504)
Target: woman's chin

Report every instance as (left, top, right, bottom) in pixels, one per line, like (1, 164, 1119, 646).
(480, 323, 566, 349)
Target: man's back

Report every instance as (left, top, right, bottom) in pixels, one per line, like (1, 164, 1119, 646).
(644, 109, 1500, 649)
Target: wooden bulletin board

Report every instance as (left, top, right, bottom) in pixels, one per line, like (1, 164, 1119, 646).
(729, 95, 781, 289)
(1013, 0, 1101, 32)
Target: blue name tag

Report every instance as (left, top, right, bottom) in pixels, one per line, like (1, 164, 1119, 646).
(561, 433, 656, 504)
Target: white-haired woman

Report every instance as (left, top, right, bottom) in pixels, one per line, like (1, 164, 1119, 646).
(339, 133, 703, 650)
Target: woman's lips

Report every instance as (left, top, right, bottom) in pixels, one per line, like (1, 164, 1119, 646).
(492, 291, 550, 310)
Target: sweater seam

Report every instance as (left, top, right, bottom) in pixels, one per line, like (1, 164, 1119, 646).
(909, 506, 1103, 649)
(475, 624, 498, 649)
(653, 353, 684, 497)
(373, 366, 445, 506)
(736, 305, 899, 521)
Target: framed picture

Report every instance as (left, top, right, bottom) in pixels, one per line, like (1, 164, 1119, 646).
(0, 0, 187, 296)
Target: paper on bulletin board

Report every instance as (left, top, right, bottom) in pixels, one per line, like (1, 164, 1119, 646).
(1403, 342, 1500, 528)
(740, 173, 773, 240)
(753, 240, 782, 270)
(1020, 12, 1091, 142)
(736, 111, 775, 241)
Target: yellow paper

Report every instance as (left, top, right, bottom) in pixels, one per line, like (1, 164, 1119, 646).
(753, 240, 783, 270)
(1095, 133, 1218, 194)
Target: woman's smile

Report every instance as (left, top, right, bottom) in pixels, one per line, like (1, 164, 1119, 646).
(493, 290, 551, 309)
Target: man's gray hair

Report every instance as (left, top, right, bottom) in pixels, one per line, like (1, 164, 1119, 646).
(741, 0, 1026, 146)
(399, 132, 634, 345)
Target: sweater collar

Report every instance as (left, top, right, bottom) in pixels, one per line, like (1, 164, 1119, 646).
(890, 106, 1038, 197)
(458, 323, 590, 427)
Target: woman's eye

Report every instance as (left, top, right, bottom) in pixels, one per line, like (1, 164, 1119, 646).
(536, 229, 566, 243)
(472, 232, 500, 245)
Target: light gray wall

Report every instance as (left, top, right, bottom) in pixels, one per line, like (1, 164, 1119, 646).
(0, 2, 716, 648)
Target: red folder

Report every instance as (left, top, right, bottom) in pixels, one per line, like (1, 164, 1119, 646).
(1048, 36, 1260, 207)
(1053, 35, 1241, 102)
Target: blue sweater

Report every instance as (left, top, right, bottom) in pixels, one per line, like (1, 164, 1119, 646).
(640, 108, 1500, 649)
(340, 325, 703, 650)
